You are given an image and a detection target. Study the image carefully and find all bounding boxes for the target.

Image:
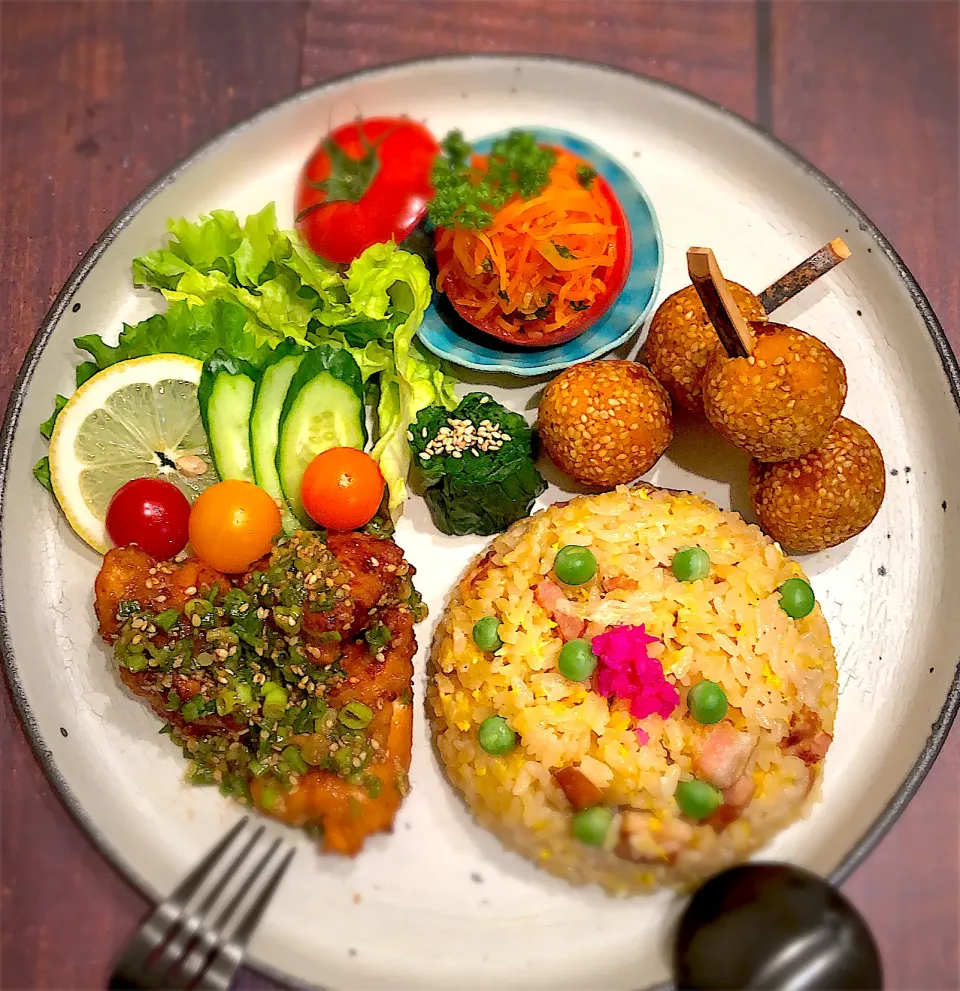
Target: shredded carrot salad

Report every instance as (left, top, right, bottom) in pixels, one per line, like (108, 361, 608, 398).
(436, 150, 620, 337)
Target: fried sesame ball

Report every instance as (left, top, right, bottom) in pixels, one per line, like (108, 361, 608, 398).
(702, 321, 847, 462)
(538, 360, 673, 488)
(641, 282, 767, 413)
(749, 417, 885, 552)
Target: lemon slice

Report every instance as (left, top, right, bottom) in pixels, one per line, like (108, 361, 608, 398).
(48, 354, 214, 552)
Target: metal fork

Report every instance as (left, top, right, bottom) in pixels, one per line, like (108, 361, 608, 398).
(109, 817, 296, 990)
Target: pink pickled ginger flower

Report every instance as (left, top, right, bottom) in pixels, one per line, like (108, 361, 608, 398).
(592, 624, 679, 721)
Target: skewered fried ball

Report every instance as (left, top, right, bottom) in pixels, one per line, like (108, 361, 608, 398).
(749, 417, 885, 552)
(538, 360, 673, 488)
(642, 282, 767, 412)
(702, 321, 847, 461)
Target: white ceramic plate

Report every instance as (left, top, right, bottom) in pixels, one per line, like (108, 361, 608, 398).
(3, 56, 960, 991)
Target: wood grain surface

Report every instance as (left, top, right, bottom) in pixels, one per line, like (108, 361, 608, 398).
(1, 2, 957, 989)
(767, 6, 960, 988)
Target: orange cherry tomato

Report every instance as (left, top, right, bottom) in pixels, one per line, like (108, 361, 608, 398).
(301, 448, 384, 531)
(188, 480, 281, 573)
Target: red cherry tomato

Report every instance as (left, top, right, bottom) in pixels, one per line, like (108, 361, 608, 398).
(300, 448, 385, 531)
(434, 152, 633, 348)
(105, 477, 191, 560)
(295, 117, 439, 265)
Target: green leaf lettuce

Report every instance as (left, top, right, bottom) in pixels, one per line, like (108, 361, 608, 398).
(134, 212, 457, 511)
(36, 204, 459, 516)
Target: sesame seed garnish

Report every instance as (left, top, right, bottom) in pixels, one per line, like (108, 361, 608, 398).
(421, 415, 509, 459)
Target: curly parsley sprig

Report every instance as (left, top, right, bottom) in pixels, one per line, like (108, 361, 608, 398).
(429, 130, 557, 230)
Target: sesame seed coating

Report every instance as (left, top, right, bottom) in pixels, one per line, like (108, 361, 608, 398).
(641, 282, 767, 412)
(538, 360, 673, 487)
(702, 322, 847, 461)
(749, 417, 885, 552)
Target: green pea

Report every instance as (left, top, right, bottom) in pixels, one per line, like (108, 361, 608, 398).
(675, 779, 723, 820)
(686, 680, 728, 724)
(672, 546, 711, 582)
(571, 806, 614, 847)
(558, 639, 598, 682)
(553, 545, 597, 586)
(778, 578, 815, 619)
(477, 715, 517, 756)
(472, 616, 503, 652)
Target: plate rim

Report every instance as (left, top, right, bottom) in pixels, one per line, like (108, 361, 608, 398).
(1, 52, 958, 988)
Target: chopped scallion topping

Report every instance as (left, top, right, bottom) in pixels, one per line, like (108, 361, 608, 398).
(339, 701, 374, 729)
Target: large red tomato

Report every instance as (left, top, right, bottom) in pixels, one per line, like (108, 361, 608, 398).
(295, 117, 439, 265)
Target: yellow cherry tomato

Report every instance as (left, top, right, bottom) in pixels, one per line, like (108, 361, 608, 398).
(188, 480, 281, 573)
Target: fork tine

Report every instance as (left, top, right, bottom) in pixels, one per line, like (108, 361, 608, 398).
(210, 836, 284, 945)
(168, 815, 250, 908)
(152, 824, 265, 979)
(228, 844, 296, 948)
(199, 844, 297, 991)
(173, 837, 289, 989)
(128, 815, 250, 965)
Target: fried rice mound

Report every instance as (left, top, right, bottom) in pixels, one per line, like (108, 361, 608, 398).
(428, 486, 837, 894)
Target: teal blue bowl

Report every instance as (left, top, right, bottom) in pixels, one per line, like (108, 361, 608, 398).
(416, 127, 663, 378)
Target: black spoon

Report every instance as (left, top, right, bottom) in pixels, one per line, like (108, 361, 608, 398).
(674, 863, 883, 991)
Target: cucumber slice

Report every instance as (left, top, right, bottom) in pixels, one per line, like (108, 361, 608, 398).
(277, 346, 366, 526)
(251, 340, 304, 534)
(198, 351, 258, 482)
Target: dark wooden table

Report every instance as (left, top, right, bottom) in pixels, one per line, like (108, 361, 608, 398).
(2, 2, 958, 989)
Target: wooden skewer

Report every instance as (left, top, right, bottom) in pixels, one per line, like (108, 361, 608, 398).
(758, 237, 851, 314)
(687, 247, 753, 359)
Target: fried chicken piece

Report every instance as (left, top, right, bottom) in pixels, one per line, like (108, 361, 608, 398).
(303, 532, 411, 642)
(254, 598, 416, 855)
(96, 547, 238, 736)
(334, 604, 416, 708)
(250, 697, 413, 856)
(95, 532, 421, 856)
(95, 546, 227, 639)
(118, 668, 244, 737)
